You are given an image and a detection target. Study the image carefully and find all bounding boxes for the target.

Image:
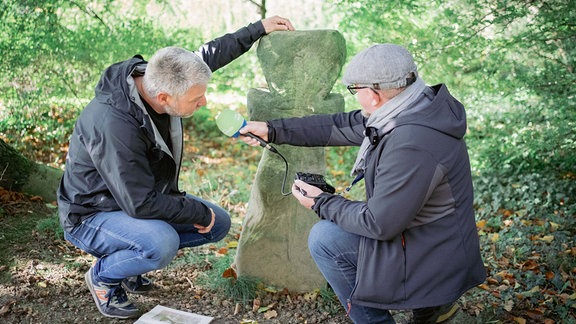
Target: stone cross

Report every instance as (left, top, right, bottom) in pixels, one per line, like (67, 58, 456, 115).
(234, 30, 346, 292)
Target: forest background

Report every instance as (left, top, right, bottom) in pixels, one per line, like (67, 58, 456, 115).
(0, 0, 574, 323)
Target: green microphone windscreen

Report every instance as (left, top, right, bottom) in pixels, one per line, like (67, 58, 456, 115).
(215, 109, 247, 137)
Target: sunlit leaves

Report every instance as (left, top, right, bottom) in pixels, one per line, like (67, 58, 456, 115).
(0, 0, 205, 162)
(475, 170, 575, 320)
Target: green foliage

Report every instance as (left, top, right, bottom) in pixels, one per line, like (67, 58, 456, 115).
(467, 103, 576, 175)
(0, 138, 35, 190)
(172, 246, 260, 304)
(0, 0, 204, 162)
(214, 273, 261, 304)
(474, 172, 575, 231)
(330, 0, 575, 177)
(36, 211, 64, 241)
(208, 255, 261, 304)
(318, 287, 342, 315)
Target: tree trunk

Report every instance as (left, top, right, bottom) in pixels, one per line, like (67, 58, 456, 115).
(0, 139, 62, 202)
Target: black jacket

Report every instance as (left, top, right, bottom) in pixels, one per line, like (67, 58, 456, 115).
(58, 21, 266, 232)
(267, 84, 486, 309)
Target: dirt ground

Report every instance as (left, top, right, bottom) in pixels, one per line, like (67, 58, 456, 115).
(0, 198, 482, 324)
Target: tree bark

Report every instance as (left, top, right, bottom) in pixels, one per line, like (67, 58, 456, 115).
(0, 138, 62, 202)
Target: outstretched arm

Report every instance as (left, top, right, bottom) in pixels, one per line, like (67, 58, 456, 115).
(197, 16, 294, 71)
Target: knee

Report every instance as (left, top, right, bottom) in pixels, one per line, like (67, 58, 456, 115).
(308, 220, 335, 257)
(144, 227, 179, 268)
(209, 213, 231, 242)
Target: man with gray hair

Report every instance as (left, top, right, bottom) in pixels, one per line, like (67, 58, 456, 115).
(57, 16, 294, 319)
(240, 44, 486, 323)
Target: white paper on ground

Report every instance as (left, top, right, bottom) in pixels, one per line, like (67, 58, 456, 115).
(134, 305, 213, 324)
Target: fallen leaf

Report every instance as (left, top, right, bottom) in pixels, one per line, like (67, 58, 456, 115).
(0, 303, 13, 316)
(525, 308, 545, 321)
(222, 267, 237, 280)
(543, 319, 555, 324)
(504, 299, 514, 311)
(252, 298, 261, 312)
(539, 235, 554, 243)
(234, 303, 241, 315)
(476, 220, 486, 229)
(521, 260, 539, 271)
(478, 283, 490, 290)
(549, 222, 560, 231)
(491, 233, 499, 242)
(263, 286, 277, 293)
(263, 310, 278, 319)
(304, 289, 319, 301)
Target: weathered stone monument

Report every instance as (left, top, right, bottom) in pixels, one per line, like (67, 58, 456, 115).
(234, 30, 346, 291)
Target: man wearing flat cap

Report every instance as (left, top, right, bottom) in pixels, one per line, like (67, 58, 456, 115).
(240, 44, 486, 323)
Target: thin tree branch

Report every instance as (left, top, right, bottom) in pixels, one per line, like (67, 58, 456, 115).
(69, 0, 112, 31)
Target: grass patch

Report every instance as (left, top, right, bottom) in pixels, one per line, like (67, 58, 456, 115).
(0, 203, 55, 283)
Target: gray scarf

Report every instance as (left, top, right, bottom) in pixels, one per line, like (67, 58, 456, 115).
(351, 78, 427, 176)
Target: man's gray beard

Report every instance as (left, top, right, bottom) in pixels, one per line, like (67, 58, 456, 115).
(165, 104, 193, 118)
(361, 109, 371, 118)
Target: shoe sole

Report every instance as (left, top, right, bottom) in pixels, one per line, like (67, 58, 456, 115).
(436, 304, 459, 323)
(85, 270, 139, 319)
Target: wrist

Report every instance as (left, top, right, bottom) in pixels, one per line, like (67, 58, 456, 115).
(265, 121, 276, 143)
(252, 20, 266, 36)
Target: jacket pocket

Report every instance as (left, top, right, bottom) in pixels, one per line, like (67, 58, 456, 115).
(352, 235, 407, 306)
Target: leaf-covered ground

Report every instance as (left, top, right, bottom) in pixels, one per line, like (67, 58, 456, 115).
(0, 186, 574, 323)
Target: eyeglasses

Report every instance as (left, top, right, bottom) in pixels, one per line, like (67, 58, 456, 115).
(346, 75, 418, 95)
(347, 84, 381, 95)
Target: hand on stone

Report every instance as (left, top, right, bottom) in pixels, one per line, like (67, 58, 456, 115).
(261, 15, 295, 34)
(292, 180, 322, 209)
(194, 208, 215, 234)
(239, 121, 269, 147)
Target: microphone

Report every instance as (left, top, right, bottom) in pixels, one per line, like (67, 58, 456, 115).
(216, 109, 292, 196)
(215, 109, 278, 153)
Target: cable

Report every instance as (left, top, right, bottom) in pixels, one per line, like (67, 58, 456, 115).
(276, 149, 292, 196)
(244, 133, 292, 196)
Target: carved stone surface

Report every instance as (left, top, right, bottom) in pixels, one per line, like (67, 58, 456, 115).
(234, 30, 346, 292)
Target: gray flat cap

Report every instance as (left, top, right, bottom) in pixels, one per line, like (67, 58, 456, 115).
(342, 44, 418, 89)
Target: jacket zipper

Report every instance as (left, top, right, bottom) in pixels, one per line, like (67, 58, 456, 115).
(401, 232, 406, 250)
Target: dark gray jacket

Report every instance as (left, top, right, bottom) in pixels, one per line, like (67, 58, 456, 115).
(58, 21, 266, 232)
(267, 84, 486, 309)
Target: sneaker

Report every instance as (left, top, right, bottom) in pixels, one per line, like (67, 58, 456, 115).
(412, 302, 459, 323)
(122, 275, 154, 294)
(85, 267, 140, 319)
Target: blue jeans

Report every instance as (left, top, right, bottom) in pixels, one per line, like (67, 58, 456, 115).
(65, 195, 231, 284)
(308, 220, 395, 324)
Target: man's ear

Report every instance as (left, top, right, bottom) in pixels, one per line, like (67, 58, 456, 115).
(157, 92, 170, 106)
(370, 90, 382, 107)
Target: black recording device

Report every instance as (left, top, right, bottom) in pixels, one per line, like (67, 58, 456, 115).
(295, 172, 336, 194)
